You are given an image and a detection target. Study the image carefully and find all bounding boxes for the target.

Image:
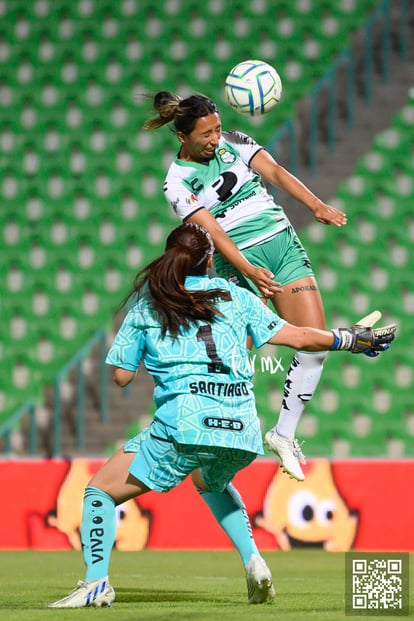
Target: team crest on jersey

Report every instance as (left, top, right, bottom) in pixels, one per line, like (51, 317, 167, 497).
(218, 148, 236, 164)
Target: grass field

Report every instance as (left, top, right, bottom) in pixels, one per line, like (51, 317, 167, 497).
(0, 550, 412, 620)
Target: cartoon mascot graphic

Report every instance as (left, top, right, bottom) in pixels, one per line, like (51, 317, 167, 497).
(256, 459, 359, 551)
(46, 459, 150, 550)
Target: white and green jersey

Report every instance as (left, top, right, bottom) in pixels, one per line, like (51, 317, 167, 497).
(106, 275, 286, 452)
(164, 131, 289, 250)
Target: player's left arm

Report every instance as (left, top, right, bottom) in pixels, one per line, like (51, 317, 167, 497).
(250, 149, 347, 227)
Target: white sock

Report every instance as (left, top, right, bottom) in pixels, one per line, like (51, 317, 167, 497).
(275, 351, 327, 439)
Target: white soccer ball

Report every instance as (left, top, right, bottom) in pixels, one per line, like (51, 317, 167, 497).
(225, 60, 282, 117)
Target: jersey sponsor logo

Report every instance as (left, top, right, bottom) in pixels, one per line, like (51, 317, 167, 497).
(215, 188, 258, 219)
(218, 148, 236, 163)
(203, 416, 244, 431)
(189, 380, 249, 397)
(185, 193, 198, 205)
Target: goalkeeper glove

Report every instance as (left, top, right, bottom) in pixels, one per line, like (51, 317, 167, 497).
(330, 310, 397, 357)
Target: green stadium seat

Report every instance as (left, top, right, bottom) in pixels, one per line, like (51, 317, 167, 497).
(0, 350, 43, 421)
(0, 0, 409, 453)
(347, 430, 388, 457)
(353, 149, 394, 184)
(390, 101, 414, 135)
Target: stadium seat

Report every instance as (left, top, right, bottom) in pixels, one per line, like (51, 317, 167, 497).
(0, 0, 409, 454)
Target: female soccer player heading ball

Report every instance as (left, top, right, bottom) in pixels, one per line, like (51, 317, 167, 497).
(144, 91, 348, 481)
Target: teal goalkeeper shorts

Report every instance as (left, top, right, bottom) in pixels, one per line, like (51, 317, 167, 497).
(213, 224, 315, 296)
(124, 418, 257, 493)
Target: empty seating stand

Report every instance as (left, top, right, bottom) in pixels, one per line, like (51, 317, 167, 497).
(0, 0, 393, 450)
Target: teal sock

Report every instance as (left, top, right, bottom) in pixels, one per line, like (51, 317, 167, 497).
(81, 486, 116, 581)
(197, 483, 259, 566)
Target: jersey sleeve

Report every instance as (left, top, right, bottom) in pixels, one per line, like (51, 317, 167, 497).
(163, 165, 204, 222)
(235, 286, 286, 348)
(105, 308, 146, 371)
(225, 130, 263, 167)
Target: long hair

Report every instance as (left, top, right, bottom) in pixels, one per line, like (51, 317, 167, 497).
(121, 223, 231, 337)
(143, 91, 218, 134)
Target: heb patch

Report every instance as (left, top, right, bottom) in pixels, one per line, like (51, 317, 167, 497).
(202, 417, 244, 431)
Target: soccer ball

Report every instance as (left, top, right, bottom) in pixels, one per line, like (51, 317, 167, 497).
(224, 60, 282, 117)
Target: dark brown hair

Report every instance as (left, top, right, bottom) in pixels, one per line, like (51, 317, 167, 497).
(143, 91, 219, 134)
(122, 222, 231, 336)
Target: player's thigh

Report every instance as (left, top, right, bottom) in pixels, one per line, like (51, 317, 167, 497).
(196, 447, 257, 492)
(271, 275, 326, 329)
(126, 422, 202, 493)
(88, 447, 148, 503)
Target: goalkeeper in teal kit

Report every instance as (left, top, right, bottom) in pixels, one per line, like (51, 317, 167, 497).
(48, 223, 396, 609)
(106, 265, 285, 460)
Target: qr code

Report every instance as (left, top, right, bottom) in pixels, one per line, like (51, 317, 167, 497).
(346, 553, 409, 616)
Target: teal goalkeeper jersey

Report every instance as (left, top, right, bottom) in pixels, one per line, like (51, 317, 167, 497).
(106, 275, 286, 453)
(163, 131, 289, 250)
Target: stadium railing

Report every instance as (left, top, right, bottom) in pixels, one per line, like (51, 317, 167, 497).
(0, 329, 108, 456)
(52, 329, 108, 456)
(0, 401, 38, 455)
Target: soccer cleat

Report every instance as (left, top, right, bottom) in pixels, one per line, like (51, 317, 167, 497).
(245, 554, 276, 604)
(47, 578, 115, 608)
(264, 428, 306, 481)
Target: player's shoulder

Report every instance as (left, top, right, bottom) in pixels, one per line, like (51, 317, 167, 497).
(222, 130, 259, 147)
(127, 293, 158, 325)
(206, 276, 246, 302)
(165, 158, 190, 180)
(163, 159, 194, 197)
(208, 275, 232, 290)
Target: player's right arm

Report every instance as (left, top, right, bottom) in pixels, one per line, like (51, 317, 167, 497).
(267, 314, 396, 356)
(187, 207, 280, 297)
(243, 289, 396, 356)
(267, 323, 336, 351)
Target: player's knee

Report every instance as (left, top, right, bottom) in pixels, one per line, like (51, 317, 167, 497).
(296, 350, 327, 363)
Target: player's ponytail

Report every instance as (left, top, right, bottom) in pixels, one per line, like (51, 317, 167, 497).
(143, 91, 182, 130)
(121, 223, 231, 336)
(144, 92, 219, 135)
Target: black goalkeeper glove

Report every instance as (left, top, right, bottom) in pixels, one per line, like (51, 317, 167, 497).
(330, 310, 397, 357)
